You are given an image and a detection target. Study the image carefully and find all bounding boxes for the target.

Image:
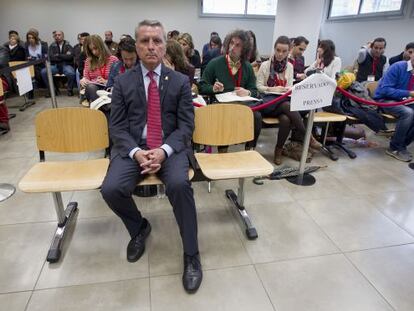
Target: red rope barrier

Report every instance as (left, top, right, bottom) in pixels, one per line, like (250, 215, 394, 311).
(250, 90, 292, 111)
(336, 87, 414, 107)
(194, 87, 414, 110)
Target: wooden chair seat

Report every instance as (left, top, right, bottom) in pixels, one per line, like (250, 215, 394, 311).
(137, 169, 194, 186)
(195, 151, 273, 180)
(313, 112, 347, 122)
(19, 158, 109, 193)
(263, 111, 346, 126)
(262, 117, 279, 125)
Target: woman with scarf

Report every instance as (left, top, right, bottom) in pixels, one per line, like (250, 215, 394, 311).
(257, 36, 320, 165)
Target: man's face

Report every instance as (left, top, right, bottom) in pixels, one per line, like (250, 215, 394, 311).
(228, 37, 243, 60)
(105, 31, 112, 42)
(371, 41, 385, 58)
(121, 50, 137, 69)
(410, 49, 414, 66)
(55, 31, 63, 43)
(293, 42, 307, 57)
(136, 26, 165, 70)
(404, 48, 414, 61)
(79, 36, 87, 46)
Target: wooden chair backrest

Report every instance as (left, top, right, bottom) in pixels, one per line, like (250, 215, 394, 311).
(9, 61, 35, 78)
(193, 103, 253, 146)
(366, 81, 379, 97)
(36, 107, 109, 153)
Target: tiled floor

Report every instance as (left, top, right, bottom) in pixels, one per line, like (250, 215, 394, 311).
(1, 95, 414, 310)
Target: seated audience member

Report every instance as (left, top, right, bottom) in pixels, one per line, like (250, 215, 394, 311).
(104, 30, 118, 56)
(201, 35, 222, 75)
(178, 33, 201, 68)
(40, 30, 76, 96)
(373, 53, 414, 162)
(25, 28, 48, 101)
(7, 33, 26, 61)
(246, 30, 261, 72)
(257, 36, 320, 165)
(167, 30, 180, 40)
(73, 32, 90, 88)
(3, 30, 24, 48)
(0, 77, 10, 133)
(6, 33, 26, 94)
(0, 45, 8, 67)
(356, 38, 387, 82)
(389, 42, 414, 66)
(288, 36, 309, 82)
(0, 45, 10, 89)
(119, 34, 133, 41)
(305, 39, 342, 80)
(164, 39, 195, 85)
(100, 19, 202, 293)
(107, 37, 138, 89)
(198, 29, 261, 149)
(202, 31, 219, 59)
(80, 35, 118, 103)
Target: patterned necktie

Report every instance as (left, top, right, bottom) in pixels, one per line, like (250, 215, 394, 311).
(146, 71, 162, 149)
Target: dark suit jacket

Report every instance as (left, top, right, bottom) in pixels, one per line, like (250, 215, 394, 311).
(109, 63, 194, 160)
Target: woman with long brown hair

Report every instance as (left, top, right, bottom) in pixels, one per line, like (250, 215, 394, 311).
(164, 40, 195, 84)
(80, 34, 118, 103)
(178, 33, 201, 68)
(305, 39, 341, 80)
(25, 28, 48, 101)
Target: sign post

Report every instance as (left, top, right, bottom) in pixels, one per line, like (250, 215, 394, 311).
(286, 73, 337, 186)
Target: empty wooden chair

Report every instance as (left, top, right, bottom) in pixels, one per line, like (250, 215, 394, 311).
(193, 104, 274, 239)
(19, 107, 110, 263)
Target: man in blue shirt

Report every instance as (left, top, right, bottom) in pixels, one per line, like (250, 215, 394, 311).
(374, 52, 414, 161)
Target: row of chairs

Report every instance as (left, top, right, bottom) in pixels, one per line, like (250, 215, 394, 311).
(262, 81, 396, 161)
(18, 104, 274, 263)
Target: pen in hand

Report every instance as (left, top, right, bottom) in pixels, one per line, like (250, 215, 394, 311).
(213, 78, 224, 93)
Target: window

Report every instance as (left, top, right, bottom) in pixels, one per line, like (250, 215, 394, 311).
(360, 0, 403, 13)
(330, 0, 360, 17)
(201, 0, 277, 17)
(329, 0, 404, 18)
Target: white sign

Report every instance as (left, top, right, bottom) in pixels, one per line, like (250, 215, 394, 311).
(15, 67, 33, 96)
(290, 73, 337, 111)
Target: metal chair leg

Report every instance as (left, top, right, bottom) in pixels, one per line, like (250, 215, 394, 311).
(225, 178, 258, 240)
(47, 192, 79, 263)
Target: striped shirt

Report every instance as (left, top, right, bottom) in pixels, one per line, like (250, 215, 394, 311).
(83, 55, 118, 82)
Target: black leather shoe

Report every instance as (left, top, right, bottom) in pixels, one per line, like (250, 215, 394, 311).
(182, 253, 202, 293)
(127, 218, 151, 262)
(67, 90, 74, 96)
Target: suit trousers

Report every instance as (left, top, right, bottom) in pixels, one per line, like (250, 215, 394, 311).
(101, 150, 199, 256)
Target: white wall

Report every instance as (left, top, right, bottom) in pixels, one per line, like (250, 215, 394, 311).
(273, 0, 325, 65)
(0, 0, 275, 55)
(320, 0, 414, 67)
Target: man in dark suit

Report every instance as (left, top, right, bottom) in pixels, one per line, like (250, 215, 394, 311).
(101, 20, 202, 293)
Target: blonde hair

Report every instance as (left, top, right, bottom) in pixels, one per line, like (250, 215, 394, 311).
(84, 35, 111, 71)
(177, 33, 195, 57)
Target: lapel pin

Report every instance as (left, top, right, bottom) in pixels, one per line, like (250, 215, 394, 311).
(165, 76, 169, 81)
